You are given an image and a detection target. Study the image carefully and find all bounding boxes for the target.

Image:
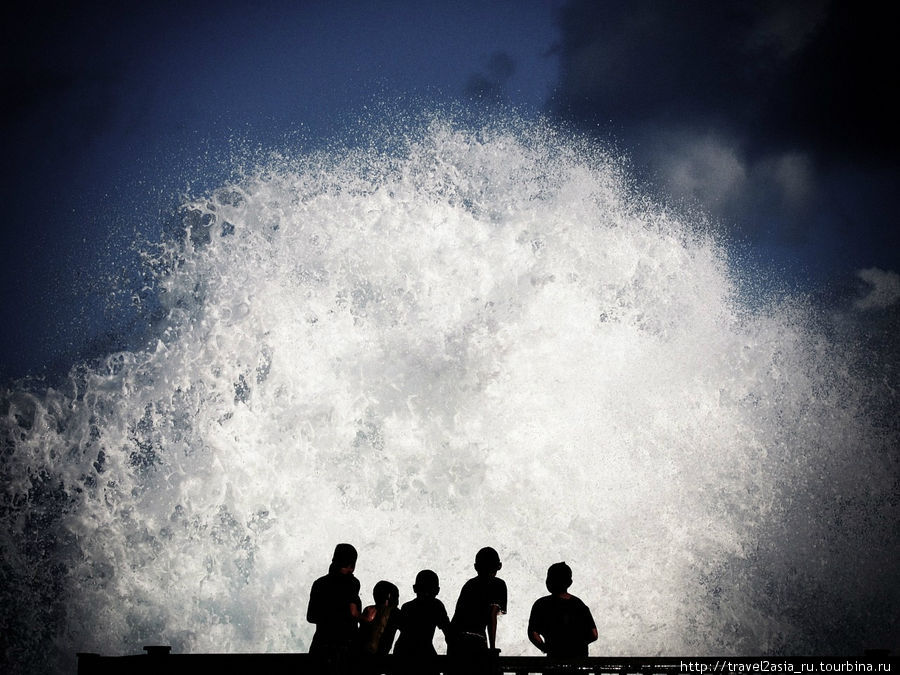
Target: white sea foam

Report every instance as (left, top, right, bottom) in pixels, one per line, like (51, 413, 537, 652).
(1, 119, 897, 673)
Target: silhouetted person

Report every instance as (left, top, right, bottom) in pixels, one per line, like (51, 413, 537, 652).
(448, 547, 507, 674)
(356, 580, 401, 673)
(307, 543, 363, 675)
(527, 562, 597, 660)
(393, 569, 451, 675)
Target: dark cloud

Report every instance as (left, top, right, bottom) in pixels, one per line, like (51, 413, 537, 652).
(754, 1, 900, 164)
(551, 0, 898, 159)
(549, 0, 900, 286)
(553, 1, 763, 129)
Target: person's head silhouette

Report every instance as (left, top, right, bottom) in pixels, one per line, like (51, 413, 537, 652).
(545, 561, 572, 594)
(474, 546, 502, 577)
(413, 569, 440, 597)
(373, 580, 400, 608)
(329, 543, 358, 573)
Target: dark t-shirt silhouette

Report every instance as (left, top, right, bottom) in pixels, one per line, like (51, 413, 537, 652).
(450, 575, 507, 639)
(527, 594, 596, 659)
(394, 596, 451, 657)
(307, 570, 362, 651)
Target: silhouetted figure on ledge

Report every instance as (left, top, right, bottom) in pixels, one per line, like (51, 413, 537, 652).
(448, 547, 507, 674)
(527, 561, 597, 661)
(393, 569, 451, 675)
(307, 543, 363, 675)
(356, 580, 401, 672)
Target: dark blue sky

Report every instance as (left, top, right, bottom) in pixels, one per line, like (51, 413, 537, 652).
(2, 0, 898, 381)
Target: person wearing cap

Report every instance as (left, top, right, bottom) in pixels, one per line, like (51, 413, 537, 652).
(306, 543, 363, 674)
(448, 546, 507, 671)
(527, 561, 597, 660)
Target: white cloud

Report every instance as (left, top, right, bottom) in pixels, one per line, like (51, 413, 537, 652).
(648, 130, 747, 209)
(854, 268, 900, 310)
(768, 152, 815, 210)
(638, 130, 816, 230)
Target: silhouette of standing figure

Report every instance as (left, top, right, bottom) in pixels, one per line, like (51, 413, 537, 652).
(527, 561, 597, 660)
(393, 569, 451, 675)
(306, 543, 363, 675)
(448, 547, 507, 674)
(356, 579, 401, 673)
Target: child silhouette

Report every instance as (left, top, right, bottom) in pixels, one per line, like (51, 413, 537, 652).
(393, 569, 451, 674)
(527, 561, 597, 660)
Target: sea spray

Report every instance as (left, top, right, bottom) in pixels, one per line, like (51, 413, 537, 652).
(1, 119, 897, 674)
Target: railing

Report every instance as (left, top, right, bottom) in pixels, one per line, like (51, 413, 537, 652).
(76, 647, 895, 675)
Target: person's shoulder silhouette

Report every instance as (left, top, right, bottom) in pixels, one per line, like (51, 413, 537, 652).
(395, 569, 450, 659)
(527, 561, 597, 660)
(358, 579, 401, 657)
(450, 546, 507, 662)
